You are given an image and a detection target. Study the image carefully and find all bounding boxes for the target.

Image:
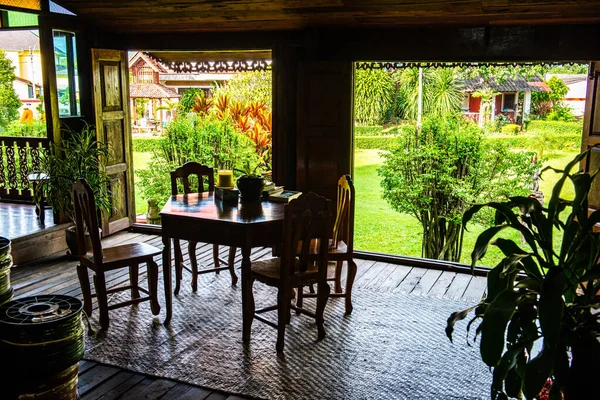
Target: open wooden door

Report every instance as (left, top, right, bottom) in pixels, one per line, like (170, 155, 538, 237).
(296, 61, 353, 201)
(581, 61, 600, 210)
(92, 49, 135, 236)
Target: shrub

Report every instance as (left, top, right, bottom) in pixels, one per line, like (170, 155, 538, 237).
(526, 120, 582, 135)
(3, 119, 46, 137)
(132, 137, 161, 152)
(500, 123, 520, 135)
(379, 114, 537, 262)
(354, 126, 383, 136)
(355, 135, 400, 150)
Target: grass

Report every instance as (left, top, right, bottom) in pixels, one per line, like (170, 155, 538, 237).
(132, 151, 154, 216)
(130, 146, 579, 267)
(353, 148, 579, 267)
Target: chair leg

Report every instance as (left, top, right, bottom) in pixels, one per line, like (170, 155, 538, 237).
(276, 286, 290, 353)
(228, 247, 238, 285)
(189, 241, 198, 292)
(345, 259, 357, 315)
(173, 239, 183, 295)
(296, 286, 304, 315)
(212, 244, 220, 274)
(242, 276, 256, 342)
(76, 264, 92, 318)
(129, 263, 140, 299)
(94, 272, 109, 330)
(316, 281, 330, 341)
(147, 260, 160, 315)
(334, 260, 343, 293)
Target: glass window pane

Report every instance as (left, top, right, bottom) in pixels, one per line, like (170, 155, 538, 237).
(6, 10, 38, 26)
(53, 30, 79, 117)
(0, 0, 40, 11)
(49, 1, 75, 15)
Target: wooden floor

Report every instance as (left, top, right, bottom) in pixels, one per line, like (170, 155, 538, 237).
(0, 202, 55, 240)
(11, 230, 487, 399)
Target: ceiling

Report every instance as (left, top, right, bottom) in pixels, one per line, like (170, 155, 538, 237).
(53, 0, 600, 34)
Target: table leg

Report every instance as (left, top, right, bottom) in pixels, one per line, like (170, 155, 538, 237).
(241, 245, 254, 342)
(162, 235, 172, 325)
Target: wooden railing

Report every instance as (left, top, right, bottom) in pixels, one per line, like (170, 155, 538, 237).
(0, 137, 49, 201)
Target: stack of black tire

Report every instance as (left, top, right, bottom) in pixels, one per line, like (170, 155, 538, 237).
(0, 295, 85, 399)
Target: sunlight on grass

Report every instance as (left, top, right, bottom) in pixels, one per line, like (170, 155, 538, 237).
(132, 151, 154, 216)
(353, 148, 580, 267)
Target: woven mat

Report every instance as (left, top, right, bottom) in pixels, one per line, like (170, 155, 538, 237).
(84, 273, 491, 400)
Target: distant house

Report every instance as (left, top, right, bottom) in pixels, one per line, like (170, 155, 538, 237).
(0, 30, 43, 118)
(461, 76, 551, 125)
(128, 52, 233, 131)
(546, 74, 588, 116)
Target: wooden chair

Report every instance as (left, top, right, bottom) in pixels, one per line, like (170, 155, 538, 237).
(170, 162, 237, 294)
(247, 192, 330, 352)
(298, 174, 357, 314)
(73, 178, 160, 330)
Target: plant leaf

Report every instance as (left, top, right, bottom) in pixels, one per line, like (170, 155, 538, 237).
(523, 346, 553, 400)
(480, 290, 522, 367)
(471, 225, 509, 267)
(446, 305, 478, 342)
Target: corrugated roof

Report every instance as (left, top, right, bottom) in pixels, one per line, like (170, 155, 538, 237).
(462, 76, 549, 93)
(546, 74, 587, 85)
(129, 83, 181, 99)
(0, 30, 39, 51)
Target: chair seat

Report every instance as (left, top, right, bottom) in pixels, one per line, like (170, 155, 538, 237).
(252, 257, 338, 285)
(84, 242, 162, 269)
(299, 239, 349, 257)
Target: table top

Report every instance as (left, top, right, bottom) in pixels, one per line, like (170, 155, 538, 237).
(160, 192, 285, 225)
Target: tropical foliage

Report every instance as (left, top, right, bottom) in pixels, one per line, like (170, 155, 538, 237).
(0, 50, 22, 132)
(379, 114, 537, 261)
(447, 150, 600, 400)
(532, 76, 572, 121)
(39, 124, 112, 223)
(354, 68, 395, 125)
(213, 70, 272, 106)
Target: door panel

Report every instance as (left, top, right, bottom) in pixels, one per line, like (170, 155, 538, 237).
(92, 49, 134, 236)
(296, 61, 353, 202)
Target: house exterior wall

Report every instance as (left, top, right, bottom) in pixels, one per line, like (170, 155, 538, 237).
(564, 80, 587, 116)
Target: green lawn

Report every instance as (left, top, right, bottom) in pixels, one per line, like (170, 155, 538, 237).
(132, 151, 154, 216)
(131, 147, 578, 267)
(353, 148, 579, 267)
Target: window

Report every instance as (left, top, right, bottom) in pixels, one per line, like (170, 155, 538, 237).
(53, 30, 79, 117)
(503, 93, 516, 110)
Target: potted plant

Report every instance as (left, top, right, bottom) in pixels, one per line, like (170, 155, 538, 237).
(235, 159, 266, 202)
(446, 150, 600, 400)
(39, 124, 113, 255)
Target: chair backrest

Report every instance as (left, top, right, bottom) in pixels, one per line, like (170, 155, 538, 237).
(331, 174, 355, 250)
(72, 178, 103, 262)
(170, 162, 215, 195)
(282, 192, 330, 282)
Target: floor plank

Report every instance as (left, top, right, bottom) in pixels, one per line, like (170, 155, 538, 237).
(9, 230, 485, 400)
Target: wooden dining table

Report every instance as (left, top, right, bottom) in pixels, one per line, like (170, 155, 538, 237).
(160, 192, 285, 341)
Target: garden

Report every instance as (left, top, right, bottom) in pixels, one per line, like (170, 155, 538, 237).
(351, 64, 585, 266)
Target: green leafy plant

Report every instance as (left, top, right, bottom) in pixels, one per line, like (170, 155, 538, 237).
(379, 114, 537, 261)
(39, 124, 112, 223)
(446, 150, 600, 400)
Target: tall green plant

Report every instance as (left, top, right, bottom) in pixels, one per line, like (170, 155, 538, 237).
(394, 68, 463, 121)
(213, 70, 272, 106)
(40, 124, 112, 223)
(379, 114, 537, 261)
(354, 68, 395, 126)
(447, 150, 600, 400)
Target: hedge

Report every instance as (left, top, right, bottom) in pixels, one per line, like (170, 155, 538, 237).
(354, 126, 384, 136)
(355, 133, 581, 152)
(132, 137, 161, 152)
(526, 120, 582, 136)
(355, 135, 401, 150)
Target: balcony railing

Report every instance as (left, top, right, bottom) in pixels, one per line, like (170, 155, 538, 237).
(0, 137, 49, 201)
